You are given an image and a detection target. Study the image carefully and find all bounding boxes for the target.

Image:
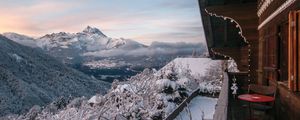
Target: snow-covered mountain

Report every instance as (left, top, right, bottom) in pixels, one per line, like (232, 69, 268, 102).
(37, 26, 145, 52)
(0, 35, 110, 117)
(33, 26, 147, 68)
(3, 26, 146, 60)
(3, 58, 223, 120)
(2, 26, 207, 82)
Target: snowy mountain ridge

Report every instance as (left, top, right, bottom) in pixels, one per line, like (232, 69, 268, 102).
(2, 26, 144, 53)
(36, 26, 144, 51)
(82, 26, 107, 36)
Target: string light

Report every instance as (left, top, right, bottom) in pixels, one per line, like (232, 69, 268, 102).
(204, 9, 249, 45)
(205, 9, 252, 83)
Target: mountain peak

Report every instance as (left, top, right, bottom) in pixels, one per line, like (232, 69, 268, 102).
(82, 26, 106, 36)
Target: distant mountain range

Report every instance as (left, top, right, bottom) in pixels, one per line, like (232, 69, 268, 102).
(0, 26, 206, 117)
(0, 35, 110, 116)
(3, 26, 207, 82)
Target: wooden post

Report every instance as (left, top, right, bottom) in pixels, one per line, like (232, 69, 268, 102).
(288, 11, 293, 91)
(293, 11, 297, 91)
(288, 11, 300, 91)
(297, 11, 300, 91)
(288, 11, 295, 91)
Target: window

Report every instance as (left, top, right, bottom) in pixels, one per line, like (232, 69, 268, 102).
(263, 26, 278, 82)
(288, 10, 300, 91)
(277, 22, 289, 82)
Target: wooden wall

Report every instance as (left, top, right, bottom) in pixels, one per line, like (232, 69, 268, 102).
(259, 0, 300, 119)
(200, 0, 300, 119)
(258, 0, 300, 83)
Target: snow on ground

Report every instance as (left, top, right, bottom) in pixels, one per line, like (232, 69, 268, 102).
(175, 96, 218, 120)
(162, 58, 222, 77)
(161, 58, 223, 94)
(83, 59, 128, 69)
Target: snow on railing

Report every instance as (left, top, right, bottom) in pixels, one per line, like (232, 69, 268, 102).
(213, 72, 229, 120)
(164, 89, 200, 120)
(165, 73, 229, 120)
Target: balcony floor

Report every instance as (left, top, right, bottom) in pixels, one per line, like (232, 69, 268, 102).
(227, 93, 276, 120)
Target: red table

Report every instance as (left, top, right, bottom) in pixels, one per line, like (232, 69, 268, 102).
(238, 94, 275, 119)
(238, 94, 275, 103)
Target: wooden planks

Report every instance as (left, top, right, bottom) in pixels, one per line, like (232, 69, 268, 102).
(277, 83, 300, 119)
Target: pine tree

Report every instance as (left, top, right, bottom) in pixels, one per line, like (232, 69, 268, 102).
(192, 49, 197, 57)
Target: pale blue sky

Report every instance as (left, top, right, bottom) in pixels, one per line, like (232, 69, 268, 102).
(0, 0, 205, 45)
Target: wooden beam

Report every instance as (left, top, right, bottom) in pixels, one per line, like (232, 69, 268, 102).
(212, 47, 249, 71)
(205, 3, 256, 12)
(224, 21, 228, 45)
(205, 3, 257, 18)
(297, 11, 300, 91)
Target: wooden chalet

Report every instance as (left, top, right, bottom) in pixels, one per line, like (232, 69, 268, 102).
(198, 0, 300, 119)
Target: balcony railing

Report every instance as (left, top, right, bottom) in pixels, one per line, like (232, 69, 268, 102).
(213, 72, 229, 120)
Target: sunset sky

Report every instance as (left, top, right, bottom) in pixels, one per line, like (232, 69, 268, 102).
(0, 0, 205, 45)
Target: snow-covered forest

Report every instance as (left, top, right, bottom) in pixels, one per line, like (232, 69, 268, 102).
(2, 58, 226, 120)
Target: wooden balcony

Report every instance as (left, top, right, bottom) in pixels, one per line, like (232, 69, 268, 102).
(223, 71, 275, 120)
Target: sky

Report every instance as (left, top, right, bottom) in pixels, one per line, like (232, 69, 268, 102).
(0, 0, 205, 45)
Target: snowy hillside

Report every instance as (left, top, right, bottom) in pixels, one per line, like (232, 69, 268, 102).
(4, 58, 223, 120)
(161, 58, 223, 94)
(161, 58, 221, 77)
(0, 35, 110, 117)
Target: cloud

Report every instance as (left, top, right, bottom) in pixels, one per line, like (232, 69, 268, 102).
(133, 30, 205, 45)
(83, 42, 206, 57)
(157, 0, 197, 9)
(0, 1, 83, 35)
